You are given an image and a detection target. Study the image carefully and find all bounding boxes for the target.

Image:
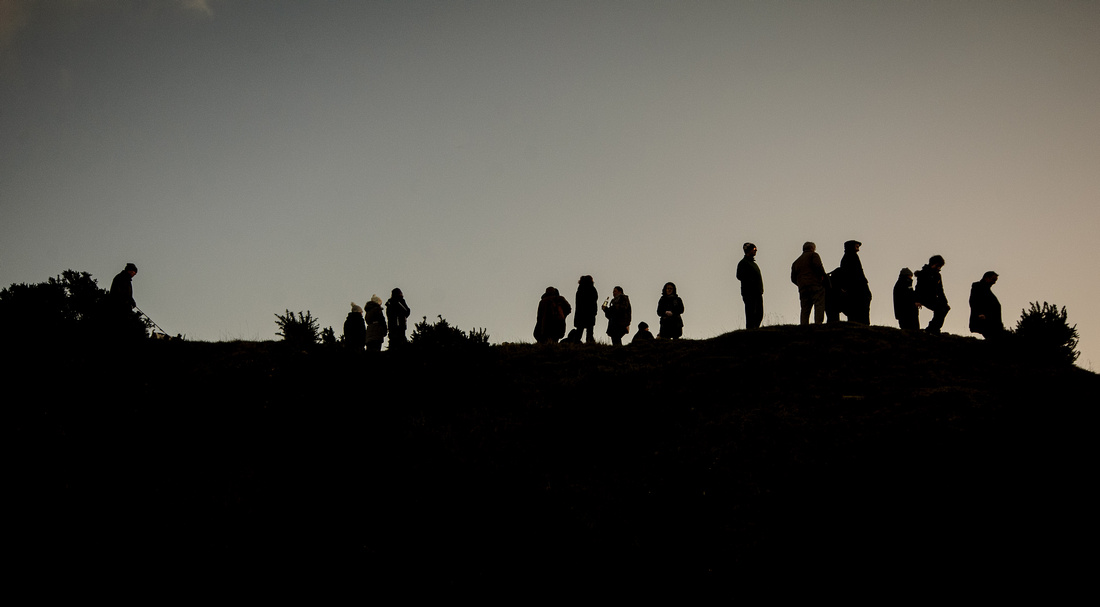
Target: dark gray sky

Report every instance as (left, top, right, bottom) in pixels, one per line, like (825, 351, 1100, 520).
(3, 0, 1098, 367)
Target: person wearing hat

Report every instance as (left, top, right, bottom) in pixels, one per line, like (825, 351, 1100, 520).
(915, 255, 949, 333)
(893, 267, 920, 330)
(343, 302, 367, 352)
(107, 262, 144, 341)
(736, 243, 764, 329)
(839, 240, 871, 324)
(790, 242, 827, 325)
(364, 295, 388, 352)
(969, 271, 1003, 338)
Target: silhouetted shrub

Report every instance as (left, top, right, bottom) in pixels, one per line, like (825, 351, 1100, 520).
(321, 326, 337, 347)
(411, 315, 490, 350)
(275, 310, 320, 347)
(1015, 302, 1079, 366)
(0, 269, 147, 344)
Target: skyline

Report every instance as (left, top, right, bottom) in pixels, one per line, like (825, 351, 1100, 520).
(2, 1, 1097, 368)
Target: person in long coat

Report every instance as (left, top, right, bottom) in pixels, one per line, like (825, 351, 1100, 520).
(343, 303, 367, 351)
(656, 282, 685, 339)
(969, 271, 1003, 338)
(574, 275, 598, 344)
(839, 240, 871, 324)
(534, 287, 571, 344)
(893, 268, 920, 330)
(602, 286, 631, 346)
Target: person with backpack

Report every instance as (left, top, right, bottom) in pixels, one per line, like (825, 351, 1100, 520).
(534, 286, 571, 344)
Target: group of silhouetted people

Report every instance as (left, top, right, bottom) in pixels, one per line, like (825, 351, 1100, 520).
(535, 277, 685, 346)
(343, 288, 410, 352)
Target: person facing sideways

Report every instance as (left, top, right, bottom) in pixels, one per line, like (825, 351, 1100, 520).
(534, 286, 572, 344)
(343, 303, 367, 351)
(574, 275, 599, 344)
(385, 288, 411, 349)
(969, 271, 1003, 339)
(602, 286, 632, 346)
(364, 295, 388, 353)
(892, 268, 921, 330)
(915, 255, 949, 333)
(790, 241, 827, 325)
(108, 262, 143, 341)
(736, 243, 763, 329)
(838, 240, 871, 324)
(110, 262, 138, 311)
(631, 321, 655, 344)
(656, 282, 685, 339)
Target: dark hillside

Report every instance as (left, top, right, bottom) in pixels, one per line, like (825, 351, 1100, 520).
(9, 325, 1096, 586)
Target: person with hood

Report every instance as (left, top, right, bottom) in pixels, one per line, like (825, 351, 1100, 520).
(364, 295, 388, 352)
(791, 242, 827, 325)
(736, 243, 764, 329)
(839, 240, 871, 324)
(386, 288, 411, 349)
(534, 287, 571, 344)
(574, 275, 599, 344)
(656, 282, 685, 339)
(893, 268, 920, 330)
(602, 286, 632, 346)
(343, 303, 367, 351)
(915, 255, 949, 333)
(969, 271, 1003, 338)
(631, 321, 655, 344)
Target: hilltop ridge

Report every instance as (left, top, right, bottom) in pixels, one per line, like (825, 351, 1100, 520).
(10, 324, 1096, 585)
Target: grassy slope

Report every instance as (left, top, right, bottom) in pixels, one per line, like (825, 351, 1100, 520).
(10, 324, 1096, 585)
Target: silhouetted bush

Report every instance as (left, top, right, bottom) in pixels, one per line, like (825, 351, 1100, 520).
(410, 315, 490, 351)
(1015, 302, 1079, 366)
(321, 326, 337, 347)
(0, 269, 147, 344)
(274, 310, 320, 347)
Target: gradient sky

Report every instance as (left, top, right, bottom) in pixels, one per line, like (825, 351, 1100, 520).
(3, 0, 1098, 368)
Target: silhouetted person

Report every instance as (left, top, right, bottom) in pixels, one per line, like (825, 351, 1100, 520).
(386, 288, 411, 349)
(839, 240, 871, 324)
(631, 321, 655, 344)
(736, 243, 763, 329)
(791, 242, 827, 325)
(534, 287, 571, 344)
(915, 255, 949, 333)
(574, 275, 598, 344)
(825, 266, 843, 323)
(656, 282, 685, 339)
(108, 262, 142, 341)
(969, 271, 1003, 339)
(893, 268, 920, 330)
(364, 295, 387, 353)
(343, 303, 367, 351)
(603, 286, 631, 346)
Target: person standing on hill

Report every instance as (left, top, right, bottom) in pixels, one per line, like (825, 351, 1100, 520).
(108, 262, 142, 340)
(839, 240, 871, 324)
(791, 242, 827, 325)
(969, 271, 1003, 339)
(364, 295, 388, 353)
(915, 255, 949, 333)
(343, 303, 367, 352)
(893, 268, 920, 330)
(656, 282, 685, 339)
(736, 243, 763, 329)
(603, 286, 631, 346)
(574, 275, 598, 344)
(386, 288, 411, 349)
(534, 286, 571, 344)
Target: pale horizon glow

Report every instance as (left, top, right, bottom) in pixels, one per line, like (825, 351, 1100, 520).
(2, 1, 1097, 368)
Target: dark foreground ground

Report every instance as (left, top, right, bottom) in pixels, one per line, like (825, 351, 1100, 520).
(8, 324, 1097, 588)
